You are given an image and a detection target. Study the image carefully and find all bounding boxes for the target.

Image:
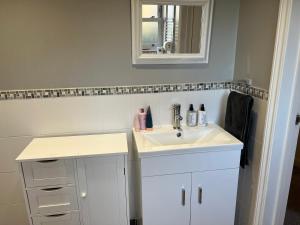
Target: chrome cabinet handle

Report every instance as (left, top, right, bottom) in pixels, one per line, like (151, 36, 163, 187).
(198, 187, 202, 204)
(181, 188, 185, 206)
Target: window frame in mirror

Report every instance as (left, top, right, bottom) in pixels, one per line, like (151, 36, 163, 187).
(131, 0, 214, 65)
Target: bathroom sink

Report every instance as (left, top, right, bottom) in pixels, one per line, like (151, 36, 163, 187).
(142, 126, 213, 146)
(133, 124, 243, 157)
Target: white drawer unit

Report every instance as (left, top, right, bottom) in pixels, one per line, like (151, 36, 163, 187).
(32, 211, 81, 225)
(16, 133, 129, 225)
(22, 159, 75, 187)
(27, 185, 78, 215)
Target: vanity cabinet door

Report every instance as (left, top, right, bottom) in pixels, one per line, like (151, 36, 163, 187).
(191, 169, 239, 225)
(142, 173, 191, 225)
(77, 156, 128, 225)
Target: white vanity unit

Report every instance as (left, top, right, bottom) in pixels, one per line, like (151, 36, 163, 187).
(16, 133, 129, 225)
(133, 124, 243, 225)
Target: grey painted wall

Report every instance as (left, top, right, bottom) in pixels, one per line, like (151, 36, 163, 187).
(0, 0, 239, 90)
(233, 1, 279, 225)
(234, 0, 279, 89)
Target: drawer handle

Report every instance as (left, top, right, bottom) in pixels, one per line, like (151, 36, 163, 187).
(45, 213, 66, 218)
(37, 159, 58, 163)
(41, 187, 63, 191)
(198, 187, 202, 204)
(181, 187, 185, 206)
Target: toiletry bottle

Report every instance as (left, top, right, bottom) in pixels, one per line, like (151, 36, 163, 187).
(187, 104, 197, 127)
(198, 104, 208, 126)
(134, 114, 140, 131)
(138, 108, 146, 130)
(146, 106, 153, 131)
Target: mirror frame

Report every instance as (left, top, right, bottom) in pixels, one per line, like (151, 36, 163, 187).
(131, 0, 214, 65)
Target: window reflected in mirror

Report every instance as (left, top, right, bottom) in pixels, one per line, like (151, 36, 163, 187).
(142, 4, 202, 54)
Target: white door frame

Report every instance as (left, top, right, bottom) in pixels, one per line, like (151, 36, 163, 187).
(252, 0, 300, 225)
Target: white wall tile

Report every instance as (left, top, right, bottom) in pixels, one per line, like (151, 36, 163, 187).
(185, 90, 229, 125)
(159, 92, 188, 126)
(235, 97, 267, 225)
(100, 95, 133, 131)
(250, 97, 268, 143)
(0, 90, 229, 137)
(0, 96, 106, 137)
(158, 90, 229, 126)
(0, 137, 32, 172)
(235, 138, 264, 225)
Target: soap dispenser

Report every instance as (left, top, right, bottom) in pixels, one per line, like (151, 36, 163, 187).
(198, 104, 208, 126)
(187, 104, 197, 127)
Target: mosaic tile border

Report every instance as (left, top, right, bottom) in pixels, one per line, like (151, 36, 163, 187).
(230, 82, 269, 101)
(0, 81, 268, 101)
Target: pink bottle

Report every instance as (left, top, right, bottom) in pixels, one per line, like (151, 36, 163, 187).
(138, 108, 146, 130)
(133, 114, 140, 131)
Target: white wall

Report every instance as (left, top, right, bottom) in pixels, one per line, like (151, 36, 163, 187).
(0, 89, 229, 224)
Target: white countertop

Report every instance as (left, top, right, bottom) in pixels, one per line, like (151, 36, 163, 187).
(133, 124, 243, 158)
(16, 133, 128, 162)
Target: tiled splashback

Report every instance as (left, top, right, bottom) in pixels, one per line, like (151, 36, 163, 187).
(0, 81, 268, 101)
(230, 82, 269, 100)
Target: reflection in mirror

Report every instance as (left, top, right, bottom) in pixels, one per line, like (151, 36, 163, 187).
(131, 0, 213, 64)
(142, 4, 202, 54)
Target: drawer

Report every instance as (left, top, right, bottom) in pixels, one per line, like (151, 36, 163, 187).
(22, 159, 75, 188)
(27, 186, 78, 215)
(32, 211, 80, 225)
(141, 150, 241, 177)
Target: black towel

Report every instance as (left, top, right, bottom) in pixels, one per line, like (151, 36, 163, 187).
(225, 91, 253, 168)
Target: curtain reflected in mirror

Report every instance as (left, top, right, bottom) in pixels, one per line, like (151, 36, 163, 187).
(142, 4, 202, 54)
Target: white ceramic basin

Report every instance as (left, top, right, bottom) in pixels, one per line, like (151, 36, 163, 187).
(142, 126, 213, 145)
(133, 124, 243, 157)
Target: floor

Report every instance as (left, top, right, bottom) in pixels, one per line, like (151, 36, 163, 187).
(284, 166, 300, 225)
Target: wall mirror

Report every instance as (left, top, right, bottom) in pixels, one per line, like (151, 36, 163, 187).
(131, 0, 214, 64)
